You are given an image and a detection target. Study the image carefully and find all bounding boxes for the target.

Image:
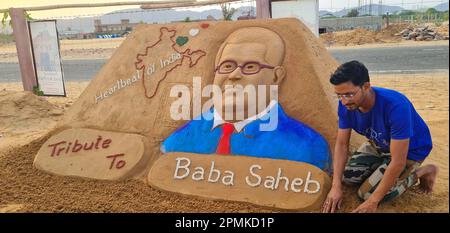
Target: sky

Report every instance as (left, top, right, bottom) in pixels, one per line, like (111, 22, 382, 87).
(0, 0, 448, 19)
(320, 0, 448, 11)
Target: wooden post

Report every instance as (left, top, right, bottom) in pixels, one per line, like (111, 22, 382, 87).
(385, 12, 389, 27)
(10, 8, 37, 92)
(256, 0, 271, 19)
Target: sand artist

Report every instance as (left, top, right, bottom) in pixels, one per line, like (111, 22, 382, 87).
(323, 61, 439, 213)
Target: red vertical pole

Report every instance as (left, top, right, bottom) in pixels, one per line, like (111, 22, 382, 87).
(256, 0, 271, 19)
(10, 8, 37, 92)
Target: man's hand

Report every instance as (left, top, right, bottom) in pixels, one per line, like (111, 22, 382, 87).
(323, 128, 351, 213)
(322, 185, 343, 213)
(351, 199, 379, 213)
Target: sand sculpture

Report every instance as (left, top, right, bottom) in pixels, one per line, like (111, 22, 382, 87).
(34, 18, 344, 211)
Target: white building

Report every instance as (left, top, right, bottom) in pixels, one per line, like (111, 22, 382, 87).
(270, 0, 320, 37)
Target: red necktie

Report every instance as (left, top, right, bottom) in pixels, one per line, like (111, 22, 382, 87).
(216, 123, 234, 155)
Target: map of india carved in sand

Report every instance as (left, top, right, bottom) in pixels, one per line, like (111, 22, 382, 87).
(134, 27, 206, 98)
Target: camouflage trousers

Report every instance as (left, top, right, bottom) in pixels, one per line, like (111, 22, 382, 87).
(343, 142, 422, 202)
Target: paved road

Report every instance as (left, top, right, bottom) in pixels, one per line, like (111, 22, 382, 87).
(0, 44, 448, 82)
(329, 44, 449, 74)
(0, 59, 107, 82)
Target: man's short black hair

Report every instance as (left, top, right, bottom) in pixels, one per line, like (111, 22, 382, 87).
(330, 60, 370, 86)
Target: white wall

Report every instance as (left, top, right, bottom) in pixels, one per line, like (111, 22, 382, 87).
(271, 0, 319, 37)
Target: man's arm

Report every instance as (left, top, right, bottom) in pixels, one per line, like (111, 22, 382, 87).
(368, 138, 409, 202)
(323, 128, 351, 213)
(332, 128, 352, 188)
(352, 138, 409, 212)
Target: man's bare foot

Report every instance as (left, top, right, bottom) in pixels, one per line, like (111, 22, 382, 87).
(415, 164, 439, 194)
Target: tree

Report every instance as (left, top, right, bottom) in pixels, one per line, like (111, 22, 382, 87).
(345, 9, 359, 17)
(2, 11, 33, 29)
(220, 3, 237, 21)
(184, 17, 191, 22)
(425, 8, 438, 15)
(398, 10, 417, 16)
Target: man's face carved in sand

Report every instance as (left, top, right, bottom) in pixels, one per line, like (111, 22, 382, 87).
(213, 28, 286, 122)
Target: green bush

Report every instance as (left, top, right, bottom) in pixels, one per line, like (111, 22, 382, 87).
(33, 86, 44, 96)
(345, 9, 359, 17)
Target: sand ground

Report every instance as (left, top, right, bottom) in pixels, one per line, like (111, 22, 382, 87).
(0, 71, 448, 213)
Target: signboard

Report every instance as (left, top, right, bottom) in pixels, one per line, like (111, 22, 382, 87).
(28, 20, 66, 96)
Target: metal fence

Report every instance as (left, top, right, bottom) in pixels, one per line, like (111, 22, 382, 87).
(320, 16, 383, 32)
(387, 13, 448, 25)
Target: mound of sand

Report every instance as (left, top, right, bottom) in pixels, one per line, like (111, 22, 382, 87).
(0, 90, 64, 151)
(436, 21, 449, 36)
(376, 24, 410, 41)
(320, 24, 410, 46)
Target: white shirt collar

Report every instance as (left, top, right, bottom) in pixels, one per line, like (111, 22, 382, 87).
(212, 100, 278, 133)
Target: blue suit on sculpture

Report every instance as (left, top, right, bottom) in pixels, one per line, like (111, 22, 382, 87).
(161, 102, 332, 171)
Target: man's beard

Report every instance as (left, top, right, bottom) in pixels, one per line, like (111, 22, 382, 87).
(345, 103, 358, 111)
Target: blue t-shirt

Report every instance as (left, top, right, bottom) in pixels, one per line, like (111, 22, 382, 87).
(338, 87, 432, 161)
